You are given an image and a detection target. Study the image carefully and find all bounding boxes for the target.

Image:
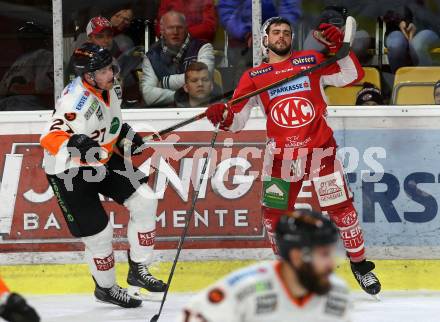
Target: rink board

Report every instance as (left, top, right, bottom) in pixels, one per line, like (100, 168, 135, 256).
(1, 106, 440, 292)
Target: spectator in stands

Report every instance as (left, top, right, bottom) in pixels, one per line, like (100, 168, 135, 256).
(140, 11, 214, 107)
(434, 81, 440, 105)
(66, 16, 118, 82)
(0, 21, 53, 111)
(383, 4, 440, 73)
(356, 82, 384, 106)
(217, 0, 301, 82)
(174, 61, 222, 108)
(156, 0, 217, 43)
(110, 7, 135, 53)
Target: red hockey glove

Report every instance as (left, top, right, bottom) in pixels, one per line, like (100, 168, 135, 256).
(205, 103, 233, 128)
(313, 23, 343, 53)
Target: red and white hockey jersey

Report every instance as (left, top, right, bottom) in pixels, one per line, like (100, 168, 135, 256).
(178, 261, 351, 322)
(40, 77, 123, 174)
(227, 50, 364, 159)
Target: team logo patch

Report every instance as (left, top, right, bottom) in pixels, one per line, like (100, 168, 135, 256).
(270, 97, 315, 128)
(207, 288, 225, 304)
(249, 66, 273, 78)
(138, 230, 156, 246)
(64, 113, 76, 121)
(313, 172, 347, 207)
(109, 117, 120, 134)
(342, 209, 358, 226)
(93, 253, 115, 271)
(96, 106, 104, 121)
(84, 99, 99, 120)
(268, 76, 310, 99)
(75, 91, 90, 111)
(114, 86, 122, 99)
(291, 55, 317, 66)
(256, 293, 278, 314)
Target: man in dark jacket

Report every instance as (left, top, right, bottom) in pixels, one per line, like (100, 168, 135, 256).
(140, 10, 214, 107)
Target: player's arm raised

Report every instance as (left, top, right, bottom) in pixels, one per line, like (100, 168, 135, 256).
(314, 23, 365, 87)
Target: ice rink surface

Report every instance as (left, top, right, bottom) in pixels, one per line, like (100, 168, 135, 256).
(28, 291, 440, 322)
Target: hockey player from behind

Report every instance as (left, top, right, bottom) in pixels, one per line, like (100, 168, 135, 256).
(40, 43, 166, 308)
(205, 17, 381, 295)
(179, 209, 351, 322)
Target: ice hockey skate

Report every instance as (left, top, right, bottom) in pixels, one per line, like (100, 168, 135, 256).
(93, 277, 142, 308)
(351, 260, 381, 298)
(127, 251, 167, 301)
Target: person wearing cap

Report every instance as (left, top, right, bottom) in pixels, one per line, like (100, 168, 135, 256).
(66, 16, 123, 83)
(178, 209, 352, 322)
(356, 82, 384, 105)
(434, 80, 440, 104)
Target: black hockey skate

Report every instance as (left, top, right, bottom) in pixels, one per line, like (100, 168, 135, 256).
(351, 260, 381, 297)
(93, 277, 142, 308)
(127, 251, 167, 301)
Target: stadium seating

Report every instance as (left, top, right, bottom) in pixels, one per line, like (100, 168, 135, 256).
(392, 66, 440, 105)
(324, 67, 381, 105)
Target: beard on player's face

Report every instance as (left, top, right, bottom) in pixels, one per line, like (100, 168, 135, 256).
(268, 41, 291, 56)
(294, 259, 333, 295)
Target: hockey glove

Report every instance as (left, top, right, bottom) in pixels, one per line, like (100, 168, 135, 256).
(313, 23, 343, 53)
(67, 134, 102, 163)
(206, 103, 233, 128)
(117, 123, 144, 156)
(0, 292, 40, 322)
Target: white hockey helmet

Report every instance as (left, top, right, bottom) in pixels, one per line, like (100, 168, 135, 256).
(260, 16, 294, 59)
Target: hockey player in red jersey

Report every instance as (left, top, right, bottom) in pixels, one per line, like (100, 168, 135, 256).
(40, 43, 166, 308)
(205, 17, 381, 295)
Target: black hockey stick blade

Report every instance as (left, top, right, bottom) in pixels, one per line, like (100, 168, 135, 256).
(150, 314, 159, 322)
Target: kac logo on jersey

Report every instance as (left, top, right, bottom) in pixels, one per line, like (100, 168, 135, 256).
(291, 55, 316, 66)
(249, 66, 273, 78)
(268, 77, 310, 99)
(270, 97, 315, 128)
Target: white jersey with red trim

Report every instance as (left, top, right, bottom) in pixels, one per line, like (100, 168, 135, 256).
(226, 50, 364, 159)
(40, 76, 123, 175)
(178, 261, 351, 322)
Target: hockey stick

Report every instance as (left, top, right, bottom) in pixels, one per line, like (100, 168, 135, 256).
(150, 124, 221, 322)
(139, 16, 356, 143)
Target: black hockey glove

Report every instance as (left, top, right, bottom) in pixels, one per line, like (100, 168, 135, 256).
(67, 134, 102, 163)
(117, 123, 144, 156)
(0, 293, 40, 322)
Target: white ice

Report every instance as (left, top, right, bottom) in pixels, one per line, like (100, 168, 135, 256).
(26, 291, 440, 322)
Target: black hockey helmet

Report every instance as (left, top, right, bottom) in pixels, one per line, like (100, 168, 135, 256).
(275, 209, 338, 261)
(73, 42, 113, 76)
